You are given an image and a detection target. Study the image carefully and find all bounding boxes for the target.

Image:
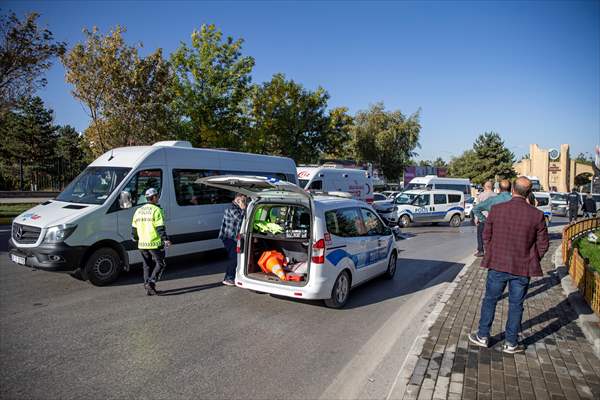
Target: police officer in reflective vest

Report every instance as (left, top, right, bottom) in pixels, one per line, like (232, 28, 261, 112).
(567, 188, 582, 223)
(131, 188, 171, 295)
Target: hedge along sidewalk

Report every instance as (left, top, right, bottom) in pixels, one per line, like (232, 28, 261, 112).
(397, 230, 600, 400)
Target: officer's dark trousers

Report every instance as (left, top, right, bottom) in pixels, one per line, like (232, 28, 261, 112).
(568, 207, 578, 223)
(140, 249, 166, 284)
(477, 221, 486, 253)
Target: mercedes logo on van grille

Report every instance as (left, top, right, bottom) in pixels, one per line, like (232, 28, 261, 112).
(14, 225, 23, 240)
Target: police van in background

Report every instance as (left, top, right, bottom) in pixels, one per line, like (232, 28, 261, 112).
(297, 166, 374, 203)
(8, 141, 298, 286)
(404, 176, 471, 199)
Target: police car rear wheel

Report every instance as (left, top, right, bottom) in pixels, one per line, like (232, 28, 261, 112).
(384, 251, 397, 280)
(325, 271, 350, 308)
(85, 247, 122, 286)
(450, 214, 461, 227)
(400, 215, 411, 227)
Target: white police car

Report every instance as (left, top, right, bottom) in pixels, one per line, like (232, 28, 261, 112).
(374, 189, 465, 227)
(199, 175, 400, 308)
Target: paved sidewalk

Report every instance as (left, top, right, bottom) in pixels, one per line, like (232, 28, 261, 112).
(401, 235, 600, 400)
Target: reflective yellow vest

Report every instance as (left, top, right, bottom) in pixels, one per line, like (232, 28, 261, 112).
(132, 203, 165, 249)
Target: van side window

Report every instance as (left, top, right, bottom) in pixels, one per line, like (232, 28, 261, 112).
(121, 169, 162, 207)
(360, 208, 385, 236)
(325, 208, 363, 237)
(448, 194, 462, 203)
(434, 194, 447, 205)
(173, 169, 234, 206)
(535, 197, 549, 207)
(308, 180, 322, 190)
(414, 194, 430, 207)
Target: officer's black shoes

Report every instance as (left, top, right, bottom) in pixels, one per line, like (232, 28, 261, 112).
(145, 282, 157, 296)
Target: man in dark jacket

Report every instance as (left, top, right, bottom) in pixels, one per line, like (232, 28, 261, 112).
(468, 177, 549, 354)
(219, 193, 247, 286)
(582, 193, 597, 218)
(567, 188, 582, 222)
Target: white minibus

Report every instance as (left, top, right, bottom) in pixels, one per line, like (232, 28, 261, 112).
(297, 166, 374, 203)
(8, 141, 298, 285)
(405, 176, 471, 198)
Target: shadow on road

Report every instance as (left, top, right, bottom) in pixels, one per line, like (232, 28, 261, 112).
(271, 258, 465, 309)
(158, 282, 223, 296)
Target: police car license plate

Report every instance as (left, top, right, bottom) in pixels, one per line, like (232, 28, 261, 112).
(11, 254, 25, 265)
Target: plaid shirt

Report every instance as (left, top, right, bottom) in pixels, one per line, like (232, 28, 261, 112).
(482, 197, 549, 277)
(218, 202, 245, 241)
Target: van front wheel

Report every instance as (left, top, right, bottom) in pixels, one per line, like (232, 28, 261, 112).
(84, 247, 122, 286)
(400, 215, 411, 227)
(449, 214, 462, 227)
(325, 271, 350, 309)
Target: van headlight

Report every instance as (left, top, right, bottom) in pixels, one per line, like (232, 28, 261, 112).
(44, 224, 77, 244)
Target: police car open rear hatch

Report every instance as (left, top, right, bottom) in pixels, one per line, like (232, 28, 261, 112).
(197, 175, 311, 202)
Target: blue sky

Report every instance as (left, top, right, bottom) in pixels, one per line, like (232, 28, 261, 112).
(4, 1, 600, 161)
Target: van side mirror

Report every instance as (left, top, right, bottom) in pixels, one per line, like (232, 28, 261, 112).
(119, 191, 133, 209)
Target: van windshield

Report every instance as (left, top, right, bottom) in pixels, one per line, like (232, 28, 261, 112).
(56, 167, 131, 205)
(550, 193, 567, 202)
(395, 193, 417, 204)
(298, 179, 309, 189)
(405, 183, 427, 191)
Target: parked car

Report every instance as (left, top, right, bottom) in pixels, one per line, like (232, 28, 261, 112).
(373, 192, 388, 202)
(381, 190, 400, 199)
(199, 175, 400, 308)
(549, 192, 568, 217)
(533, 192, 552, 226)
(464, 197, 475, 219)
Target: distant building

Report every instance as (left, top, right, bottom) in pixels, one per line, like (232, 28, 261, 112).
(513, 144, 594, 192)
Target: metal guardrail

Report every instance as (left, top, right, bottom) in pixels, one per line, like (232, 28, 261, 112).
(562, 217, 600, 315)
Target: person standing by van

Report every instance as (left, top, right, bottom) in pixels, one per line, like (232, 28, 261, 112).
(132, 188, 171, 296)
(472, 180, 511, 257)
(567, 188, 582, 222)
(473, 181, 496, 257)
(219, 193, 247, 286)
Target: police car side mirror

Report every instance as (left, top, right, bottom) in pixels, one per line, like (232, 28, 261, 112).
(119, 191, 133, 209)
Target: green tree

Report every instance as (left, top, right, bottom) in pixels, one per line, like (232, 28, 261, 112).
(574, 172, 592, 188)
(574, 152, 593, 165)
(448, 132, 515, 183)
(324, 106, 354, 159)
(448, 149, 478, 179)
(418, 160, 432, 167)
(471, 132, 516, 183)
(62, 26, 175, 157)
(352, 103, 421, 182)
(247, 73, 335, 163)
(55, 125, 89, 187)
(432, 157, 448, 168)
(171, 24, 255, 149)
(0, 11, 66, 114)
(0, 96, 58, 189)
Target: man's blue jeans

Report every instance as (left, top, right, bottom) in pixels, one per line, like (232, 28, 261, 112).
(477, 269, 530, 346)
(222, 238, 237, 281)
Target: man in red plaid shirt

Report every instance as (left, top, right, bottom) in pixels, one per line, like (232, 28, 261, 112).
(468, 176, 549, 354)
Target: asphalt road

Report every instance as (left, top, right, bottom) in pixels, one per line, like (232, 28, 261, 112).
(0, 218, 568, 399)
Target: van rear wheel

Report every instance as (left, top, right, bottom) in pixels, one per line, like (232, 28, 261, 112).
(84, 247, 122, 286)
(383, 251, 397, 280)
(324, 271, 350, 309)
(449, 214, 462, 227)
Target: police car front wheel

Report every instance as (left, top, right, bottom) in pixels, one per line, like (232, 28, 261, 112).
(84, 247, 122, 286)
(383, 251, 397, 280)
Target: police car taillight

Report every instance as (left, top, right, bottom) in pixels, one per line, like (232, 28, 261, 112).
(312, 239, 325, 264)
(236, 234, 244, 254)
(366, 198, 374, 204)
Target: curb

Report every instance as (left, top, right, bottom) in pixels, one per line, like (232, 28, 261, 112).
(386, 254, 476, 400)
(553, 238, 600, 359)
